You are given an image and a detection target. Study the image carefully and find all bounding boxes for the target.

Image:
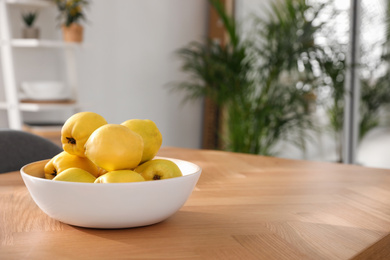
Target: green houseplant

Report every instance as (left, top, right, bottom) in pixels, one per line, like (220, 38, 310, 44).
(21, 11, 39, 39)
(53, 0, 89, 42)
(176, 0, 390, 159)
(174, 0, 327, 156)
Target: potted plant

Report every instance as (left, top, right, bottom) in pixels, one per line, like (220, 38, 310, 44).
(173, 0, 321, 155)
(22, 11, 39, 39)
(53, 0, 89, 42)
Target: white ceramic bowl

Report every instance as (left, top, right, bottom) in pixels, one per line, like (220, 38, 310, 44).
(20, 157, 201, 229)
(21, 81, 69, 100)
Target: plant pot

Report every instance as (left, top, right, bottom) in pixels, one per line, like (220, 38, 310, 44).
(62, 23, 83, 43)
(22, 27, 40, 39)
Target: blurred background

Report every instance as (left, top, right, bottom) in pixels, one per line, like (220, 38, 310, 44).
(1, 0, 390, 169)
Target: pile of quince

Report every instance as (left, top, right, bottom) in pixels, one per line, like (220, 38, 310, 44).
(44, 111, 182, 183)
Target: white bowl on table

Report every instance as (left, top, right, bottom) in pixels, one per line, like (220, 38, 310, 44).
(20, 157, 202, 229)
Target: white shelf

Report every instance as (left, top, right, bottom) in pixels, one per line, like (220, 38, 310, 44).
(1, 0, 80, 129)
(20, 102, 79, 112)
(1, 39, 82, 48)
(0, 101, 79, 112)
(6, 0, 53, 8)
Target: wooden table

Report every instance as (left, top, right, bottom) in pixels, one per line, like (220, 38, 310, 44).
(1, 147, 390, 259)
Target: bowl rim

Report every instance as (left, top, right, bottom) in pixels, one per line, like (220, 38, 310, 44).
(20, 156, 202, 186)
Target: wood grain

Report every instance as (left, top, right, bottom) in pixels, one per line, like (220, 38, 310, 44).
(1, 147, 390, 259)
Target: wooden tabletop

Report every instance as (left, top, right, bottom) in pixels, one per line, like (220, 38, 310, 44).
(1, 147, 390, 259)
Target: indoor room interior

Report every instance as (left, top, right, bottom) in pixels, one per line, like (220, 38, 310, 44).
(1, 1, 390, 259)
(1, 0, 389, 169)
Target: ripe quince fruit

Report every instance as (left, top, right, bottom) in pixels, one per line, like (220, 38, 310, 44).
(61, 111, 107, 157)
(94, 170, 145, 183)
(121, 119, 162, 163)
(85, 124, 144, 171)
(44, 151, 99, 180)
(53, 167, 97, 183)
(134, 159, 182, 180)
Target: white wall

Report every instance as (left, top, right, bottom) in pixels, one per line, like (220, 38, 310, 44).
(77, 0, 207, 149)
(0, 0, 208, 149)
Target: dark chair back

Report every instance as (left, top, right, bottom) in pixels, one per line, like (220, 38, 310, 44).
(0, 129, 62, 173)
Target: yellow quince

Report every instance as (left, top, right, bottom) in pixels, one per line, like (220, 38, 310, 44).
(121, 119, 162, 163)
(53, 168, 97, 183)
(61, 111, 107, 157)
(85, 124, 144, 171)
(44, 151, 99, 180)
(134, 159, 182, 181)
(94, 170, 145, 183)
